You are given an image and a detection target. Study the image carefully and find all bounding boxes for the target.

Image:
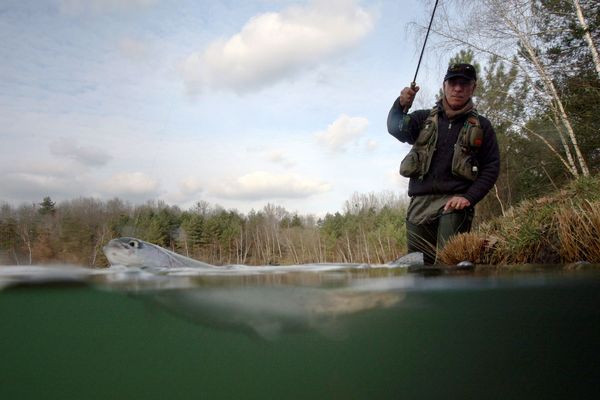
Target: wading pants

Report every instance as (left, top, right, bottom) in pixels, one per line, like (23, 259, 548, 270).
(406, 209, 473, 265)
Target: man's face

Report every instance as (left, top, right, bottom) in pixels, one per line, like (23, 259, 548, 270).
(443, 78, 476, 110)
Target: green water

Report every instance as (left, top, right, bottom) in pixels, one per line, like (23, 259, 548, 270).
(1, 270, 599, 399)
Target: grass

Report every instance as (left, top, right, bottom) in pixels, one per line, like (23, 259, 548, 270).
(439, 175, 600, 265)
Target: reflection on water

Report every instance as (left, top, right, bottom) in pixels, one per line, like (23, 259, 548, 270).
(1, 264, 410, 340)
(147, 286, 404, 340)
(1, 263, 599, 399)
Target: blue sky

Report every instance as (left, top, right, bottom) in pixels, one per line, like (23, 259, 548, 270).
(1, 0, 451, 216)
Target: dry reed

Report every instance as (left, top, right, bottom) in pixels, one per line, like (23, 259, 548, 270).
(438, 232, 488, 265)
(439, 180, 600, 265)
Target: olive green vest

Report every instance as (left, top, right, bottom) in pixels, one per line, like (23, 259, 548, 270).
(399, 107, 483, 181)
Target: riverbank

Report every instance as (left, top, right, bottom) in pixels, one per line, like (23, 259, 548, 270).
(440, 175, 600, 265)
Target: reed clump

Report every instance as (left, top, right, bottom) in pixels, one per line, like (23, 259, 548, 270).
(439, 175, 600, 265)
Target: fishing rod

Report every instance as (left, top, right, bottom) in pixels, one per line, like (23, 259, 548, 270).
(404, 0, 440, 112)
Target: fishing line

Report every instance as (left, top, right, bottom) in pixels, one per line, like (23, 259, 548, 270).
(404, 0, 440, 112)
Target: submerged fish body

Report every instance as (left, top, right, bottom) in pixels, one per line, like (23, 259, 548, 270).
(148, 286, 405, 340)
(103, 237, 217, 269)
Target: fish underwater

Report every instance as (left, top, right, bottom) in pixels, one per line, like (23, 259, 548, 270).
(101, 237, 420, 339)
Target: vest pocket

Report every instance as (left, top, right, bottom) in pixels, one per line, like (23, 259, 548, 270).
(451, 143, 478, 181)
(399, 149, 420, 178)
(400, 148, 431, 178)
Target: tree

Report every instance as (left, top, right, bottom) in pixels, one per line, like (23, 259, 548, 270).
(0, 204, 19, 264)
(572, 0, 600, 79)
(536, 0, 600, 175)
(38, 196, 56, 216)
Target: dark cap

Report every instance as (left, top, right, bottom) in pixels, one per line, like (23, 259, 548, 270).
(444, 63, 477, 81)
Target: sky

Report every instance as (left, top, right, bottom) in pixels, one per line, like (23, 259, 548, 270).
(0, 0, 452, 216)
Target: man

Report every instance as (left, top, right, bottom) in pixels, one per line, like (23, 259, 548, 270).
(387, 63, 500, 264)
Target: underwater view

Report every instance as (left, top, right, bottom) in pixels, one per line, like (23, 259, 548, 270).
(1, 263, 599, 399)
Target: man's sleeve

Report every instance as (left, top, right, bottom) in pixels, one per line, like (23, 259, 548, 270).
(387, 97, 426, 144)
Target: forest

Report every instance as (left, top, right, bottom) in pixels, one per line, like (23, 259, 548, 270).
(1, 0, 598, 267)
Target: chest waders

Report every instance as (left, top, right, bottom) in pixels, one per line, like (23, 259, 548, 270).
(399, 108, 484, 181)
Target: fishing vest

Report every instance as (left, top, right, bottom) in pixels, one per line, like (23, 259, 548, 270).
(399, 107, 484, 181)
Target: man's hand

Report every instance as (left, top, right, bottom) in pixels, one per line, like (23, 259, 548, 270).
(444, 196, 471, 212)
(399, 85, 420, 109)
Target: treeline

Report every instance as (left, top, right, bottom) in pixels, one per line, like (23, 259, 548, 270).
(0, 192, 408, 267)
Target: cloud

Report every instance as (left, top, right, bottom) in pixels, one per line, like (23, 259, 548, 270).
(49, 138, 112, 167)
(210, 171, 331, 200)
(100, 172, 160, 197)
(182, 0, 375, 93)
(315, 114, 369, 152)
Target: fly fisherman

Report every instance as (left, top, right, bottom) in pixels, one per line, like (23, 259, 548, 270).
(387, 63, 500, 265)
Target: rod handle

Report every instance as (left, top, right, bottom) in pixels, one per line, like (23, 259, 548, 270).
(402, 82, 417, 113)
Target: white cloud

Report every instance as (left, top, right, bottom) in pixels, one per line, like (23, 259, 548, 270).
(49, 138, 112, 167)
(210, 171, 331, 200)
(182, 0, 375, 93)
(100, 172, 160, 197)
(315, 114, 369, 152)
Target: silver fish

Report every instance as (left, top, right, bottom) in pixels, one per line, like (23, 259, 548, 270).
(103, 237, 218, 270)
(103, 236, 424, 271)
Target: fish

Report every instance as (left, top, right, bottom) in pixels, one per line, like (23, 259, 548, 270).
(102, 236, 424, 271)
(100, 236, 420, 339)
(103, 237, 218, 270)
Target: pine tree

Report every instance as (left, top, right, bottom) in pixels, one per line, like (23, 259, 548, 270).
(38, 197, 56, 216)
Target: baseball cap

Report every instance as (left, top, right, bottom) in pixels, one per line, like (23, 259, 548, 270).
(444, 63, 477, 81)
